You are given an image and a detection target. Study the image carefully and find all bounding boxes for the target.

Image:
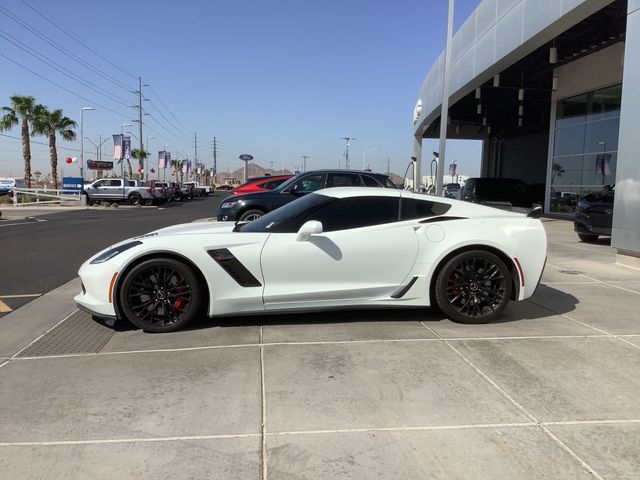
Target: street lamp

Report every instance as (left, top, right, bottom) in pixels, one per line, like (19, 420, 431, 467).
(362, 147, 376, 171)
(80, 107, 94, 181)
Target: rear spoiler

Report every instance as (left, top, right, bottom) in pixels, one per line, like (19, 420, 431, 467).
(527, 206, 542, 218)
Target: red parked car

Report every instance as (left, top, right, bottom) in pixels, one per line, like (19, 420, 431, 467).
(230, 175, 293, 195)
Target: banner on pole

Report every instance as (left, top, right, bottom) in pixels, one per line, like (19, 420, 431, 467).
(112, 134, 123, 160)
(158, 151, 167, 169)
(122, 137, 132, 160)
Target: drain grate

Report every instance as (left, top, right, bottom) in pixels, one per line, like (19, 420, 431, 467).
(17, 310, 116, 357)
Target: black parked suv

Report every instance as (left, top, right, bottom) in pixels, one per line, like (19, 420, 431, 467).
(461, 177, 538, 209)
(574, 186, 615, 242)
(217, 170, 397, 222)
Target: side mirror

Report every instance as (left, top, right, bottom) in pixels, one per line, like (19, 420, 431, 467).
(296, 220, 323, 241)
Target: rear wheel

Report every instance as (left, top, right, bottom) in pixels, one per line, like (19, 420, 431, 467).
(239, 209, 265, 222)
(435, 250, 512, 324)
(144, 198, 154, 206)
(119, 258, 202, 333)
(578, 233, 598, 243)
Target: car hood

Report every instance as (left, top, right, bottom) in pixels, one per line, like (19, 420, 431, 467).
(150, 221, 236, 237)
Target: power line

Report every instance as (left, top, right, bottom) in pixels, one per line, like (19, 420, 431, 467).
(0, 3, 135, 93)
(147, 85, 189, 130)
(0, 30, 132, 108)
(20, 0, 138, 81)
(0, 52, 132, 120)
(146, 99, 192, 139)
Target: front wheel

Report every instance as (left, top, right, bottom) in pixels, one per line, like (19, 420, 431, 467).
(118, 258, 202, 333)
(434, 250, 512, 324)
(578, 233, 598, 243)
(239, 209, 265, 222)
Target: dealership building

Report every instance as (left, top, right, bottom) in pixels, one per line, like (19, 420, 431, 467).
(412, 0, 640, 261)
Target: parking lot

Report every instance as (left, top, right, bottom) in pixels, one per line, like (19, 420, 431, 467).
(0, 218, 639, 479)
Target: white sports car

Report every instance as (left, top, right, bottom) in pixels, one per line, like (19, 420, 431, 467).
(75, 188, 547, 333)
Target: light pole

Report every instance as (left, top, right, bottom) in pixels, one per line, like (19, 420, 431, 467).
(163, 144, 170, 181)
(85, 136, 108, 180)
(362, 147, 376, 171)
(80, 107, 94, 181)
(301, 155, 310, 172)
(120, 123, 132, 179)
(340, 137, 356, 169)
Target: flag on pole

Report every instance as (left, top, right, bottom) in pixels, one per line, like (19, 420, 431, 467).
(122, 137, 132, 160)
(112, 134, 123, 160)
(165, 152, 171, 166)
(181, 160, 189, 173)
(187, 161, 192, 173)
(449, 162, 457, 176)
(158, 151, 166, 169)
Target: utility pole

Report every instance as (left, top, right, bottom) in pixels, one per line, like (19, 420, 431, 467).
(194, 132, 198, 182)
(133, 76, 149, 181)
(301, 155, 310, 172)
(340, 137, 356, 170)
(387, 157, 391, 176)
(212, 137, 219, 184)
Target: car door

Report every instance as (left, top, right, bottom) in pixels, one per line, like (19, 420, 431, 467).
(86, 179, 110, 199)
(260, 196, 419, 308)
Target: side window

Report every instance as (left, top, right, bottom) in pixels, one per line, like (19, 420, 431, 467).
(401, 198, 451, 220)
(326, 173, 363, 188)
(304, 196, 399, 232)
(291, 173, 326, 193)
(93, 180, 109, 188)
(361, 175, 382, 187)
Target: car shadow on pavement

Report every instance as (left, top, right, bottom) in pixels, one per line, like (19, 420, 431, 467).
(102, 284, 579, 333)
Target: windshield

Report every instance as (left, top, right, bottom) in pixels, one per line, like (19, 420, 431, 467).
(239, 193, 333, 233)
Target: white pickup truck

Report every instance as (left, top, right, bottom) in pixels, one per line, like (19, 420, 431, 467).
(182, 181, 214, 197)
(84, 178, 154, 205)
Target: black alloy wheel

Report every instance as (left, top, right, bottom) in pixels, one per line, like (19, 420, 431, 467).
(119, 258, 202, 333)
(435, 250, 512, 324)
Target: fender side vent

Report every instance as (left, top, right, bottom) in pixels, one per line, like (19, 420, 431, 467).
(391, 276, 419, 299)
(208, 249, 262, 287)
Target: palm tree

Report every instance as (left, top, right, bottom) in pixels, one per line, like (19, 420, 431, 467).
(0, 95, 38, 187)
(31, 106, 77, 189)
(131, 148, 148, 179)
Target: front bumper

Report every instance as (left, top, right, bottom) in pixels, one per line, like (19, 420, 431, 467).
(217, 207, 239, 222)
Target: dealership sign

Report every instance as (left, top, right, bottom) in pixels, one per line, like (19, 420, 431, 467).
(62, 177, 83, 193)
(239, 154, 253, 161)
(86, 160, 114, 170)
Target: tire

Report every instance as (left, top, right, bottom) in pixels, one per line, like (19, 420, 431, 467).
(174, 193, 182, 202)
(128, 193, 142, 206)
(144, 198, 154, 206)
(239, 209, 266, 222)
(434, 250, 512, 324)
(578, 233, 598, 243)
(118, 258, 202, 333)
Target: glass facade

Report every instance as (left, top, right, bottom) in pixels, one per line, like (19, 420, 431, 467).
(549, 84, 621, 214)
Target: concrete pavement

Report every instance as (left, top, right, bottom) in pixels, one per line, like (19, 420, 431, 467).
(0, 219, 639, 479)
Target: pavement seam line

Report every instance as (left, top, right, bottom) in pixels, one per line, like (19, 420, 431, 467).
(578, 273, 640, 296)
(259, 325, 268, 480)
(527, 298, 640, 351)
(267, 423, 538, 436)
(9, 334, 618, 362)
(10, 309, 79, 359)
(419, 321, 606, 480)
(0, 433, 261, 447)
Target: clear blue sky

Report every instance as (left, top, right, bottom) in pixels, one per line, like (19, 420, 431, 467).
(0, 0, 482, 178)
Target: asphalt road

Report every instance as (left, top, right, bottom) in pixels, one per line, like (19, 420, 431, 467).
(0, 194, 227, 315)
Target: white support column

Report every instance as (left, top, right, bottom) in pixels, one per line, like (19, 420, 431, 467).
(412, 135, 422, 191)
(436, 0, 455, 196)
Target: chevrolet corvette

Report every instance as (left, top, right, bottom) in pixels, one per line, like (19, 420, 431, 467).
(75, 188, 547, 332)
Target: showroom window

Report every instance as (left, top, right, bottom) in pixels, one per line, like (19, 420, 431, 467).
(550, 84, 621, 214)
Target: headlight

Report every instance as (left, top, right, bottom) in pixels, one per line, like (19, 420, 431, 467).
(90, 241, 142, 264)
(221, 200, 242, 209)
